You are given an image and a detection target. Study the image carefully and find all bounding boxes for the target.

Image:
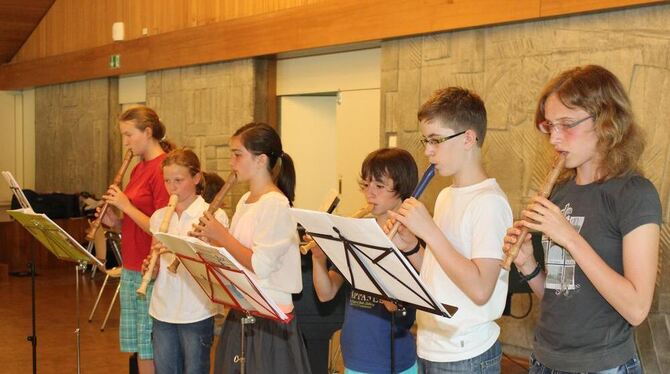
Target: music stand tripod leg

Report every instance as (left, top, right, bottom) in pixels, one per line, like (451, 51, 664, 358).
(75, 262, 87, 374)
(88, 272, 109, 321)
(234, 314, 256, 374)
(102, 282, 121, 331)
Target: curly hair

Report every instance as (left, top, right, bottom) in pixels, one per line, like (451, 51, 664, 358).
(535, 65, 645, 182)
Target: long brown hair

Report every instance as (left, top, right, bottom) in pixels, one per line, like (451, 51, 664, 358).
(119, 106, 175, 153)
(535, 65, 645, 182)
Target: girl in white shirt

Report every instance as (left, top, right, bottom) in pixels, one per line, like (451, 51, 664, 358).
(143, 148, 229, 374)
(193, 122, 311, 374)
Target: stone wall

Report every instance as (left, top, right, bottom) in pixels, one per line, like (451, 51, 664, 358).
(34, 57, 268, 219)
(380, 2, 670, 366)
(146, 58, 271, 216)
(35, 78, 118, 195)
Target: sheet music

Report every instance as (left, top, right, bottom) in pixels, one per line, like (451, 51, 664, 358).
(6, 209, 103, 267)
(290, 208, 457, 318)
(154, 232, 289, 321)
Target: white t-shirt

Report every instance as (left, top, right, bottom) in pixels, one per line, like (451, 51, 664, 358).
(417, 178, 512, 362)
(149, 195, 229, 323)
(229, 191, 302, 312)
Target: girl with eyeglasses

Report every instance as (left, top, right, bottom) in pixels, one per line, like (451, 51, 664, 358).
(503, 65, 661, 373)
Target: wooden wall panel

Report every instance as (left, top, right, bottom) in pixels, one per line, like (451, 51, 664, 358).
(1, 0, 664, 90)
(13, 0, 323, 62)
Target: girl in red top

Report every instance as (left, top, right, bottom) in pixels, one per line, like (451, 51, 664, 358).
(101, 106, 174, 374)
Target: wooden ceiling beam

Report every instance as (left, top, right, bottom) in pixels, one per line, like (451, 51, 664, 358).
(0, 0, 663, 90)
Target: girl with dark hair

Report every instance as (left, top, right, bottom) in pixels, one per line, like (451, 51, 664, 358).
(191, 122, 311, 374)
(99, 105, 175, 373)
(142, 148, 229, 374)
(311, 148, 419, 374)
(503, 65, 662, 373)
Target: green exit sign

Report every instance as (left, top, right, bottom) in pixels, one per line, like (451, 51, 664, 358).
(109, 54, 121, 69)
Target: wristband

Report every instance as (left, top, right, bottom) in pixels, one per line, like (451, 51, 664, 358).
(403, 239, 423, 257)
(519, 262, 542, 283)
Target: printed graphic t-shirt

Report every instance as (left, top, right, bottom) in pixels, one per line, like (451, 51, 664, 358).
(535, 175, 661, 372)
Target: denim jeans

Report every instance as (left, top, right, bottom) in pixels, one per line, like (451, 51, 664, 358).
(418, 340, 501, 373)
(152, 316, 214, 374)
(529, 353, 642, 374)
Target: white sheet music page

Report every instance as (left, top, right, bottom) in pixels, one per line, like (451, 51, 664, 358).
(290, 208, 454, 317)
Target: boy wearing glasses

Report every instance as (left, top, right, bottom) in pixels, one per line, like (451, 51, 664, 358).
(388, 87, 512, 373)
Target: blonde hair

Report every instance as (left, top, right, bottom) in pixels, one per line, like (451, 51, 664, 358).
(535, 65, 645, 182)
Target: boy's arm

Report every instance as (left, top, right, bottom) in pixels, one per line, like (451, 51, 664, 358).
(390, 195, 511, 305)
(422, 226, 502, 305)
(311, 243, 345, 302)
(387, 221, 424, 271)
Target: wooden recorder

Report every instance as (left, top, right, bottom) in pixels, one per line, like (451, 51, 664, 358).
(167, 171, 238, 273)
(137, 194, 178, 296)
(86, 149, 134, 241)
(501, 153, 566, 271)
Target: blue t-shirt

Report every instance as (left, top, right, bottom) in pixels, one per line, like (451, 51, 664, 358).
(340, 290, 416, 373)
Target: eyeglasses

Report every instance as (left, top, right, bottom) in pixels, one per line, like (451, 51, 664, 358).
(419, 130, 467, 146)
(537, 115, 592, 134)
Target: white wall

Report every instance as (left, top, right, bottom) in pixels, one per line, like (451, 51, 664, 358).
(277, 48, 381, 215)
(277, 48, 380, 95)
(281, 96, 337, 210)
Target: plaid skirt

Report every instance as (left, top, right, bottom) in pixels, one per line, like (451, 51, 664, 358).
(119, 269, 154, 359)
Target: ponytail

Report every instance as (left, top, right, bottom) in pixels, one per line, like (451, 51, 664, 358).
(274, 152, 296, 206)
(120, 105, 175, 153)
(158, 139, 176, 153)
(233, 122, 296, 205)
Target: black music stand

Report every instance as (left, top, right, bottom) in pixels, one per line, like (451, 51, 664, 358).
(2, 171, 38, 373)
(291, 208, 457, 317)
(291, 208, 458, 373)
(154, 233, 290, 374)
(7, 207, 104, 374)
(4, 171, 104, 374)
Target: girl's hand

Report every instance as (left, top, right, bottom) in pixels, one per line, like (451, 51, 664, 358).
(521, 196, 578, 251)
(93, 204, 120, 229)
(140, 243, 163, 279)
(190, 211, 229, 246)
(502, 220, 535, 271)
(103, 185, 132, 212)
